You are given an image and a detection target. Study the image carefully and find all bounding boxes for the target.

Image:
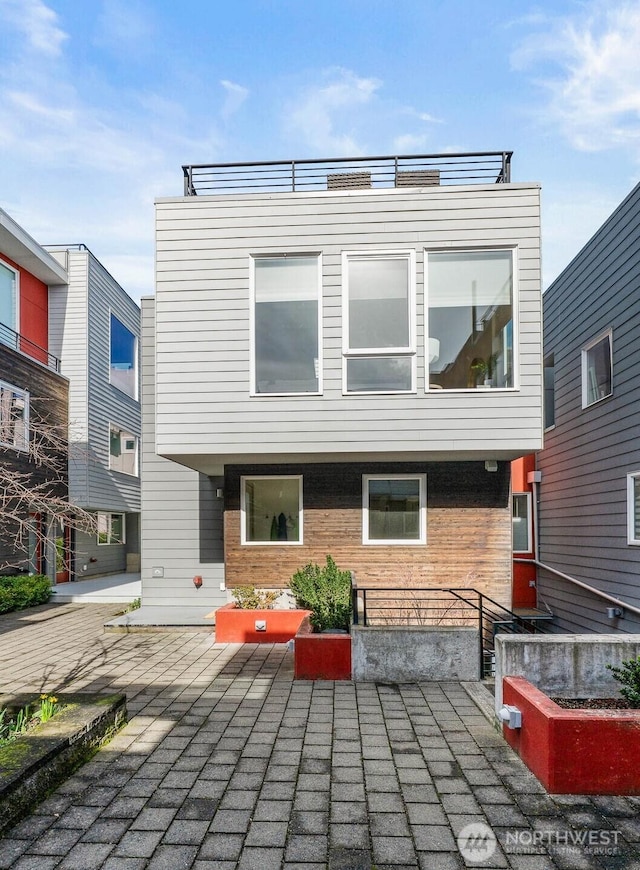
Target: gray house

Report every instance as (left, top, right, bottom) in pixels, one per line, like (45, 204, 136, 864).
(536, 181, 640, 633)
(47, 246, 141, 580)
(141, 153, 543, 618)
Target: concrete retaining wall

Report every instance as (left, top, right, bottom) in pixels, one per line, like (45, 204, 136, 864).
(494, 634, 640, 715)
(352, 625, 480, 682)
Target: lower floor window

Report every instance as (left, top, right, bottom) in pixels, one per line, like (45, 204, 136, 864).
(512, 493, 531, 553)
(241, 475, 302, 544)
(627, 473, 640, 545)
(363, 474, 426, 544)
(97, 512, 125, 545)
(109, 425, 138, 476)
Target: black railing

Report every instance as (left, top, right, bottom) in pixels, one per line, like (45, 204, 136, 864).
(0, 322, 60, 372)
(351, 585, 547, 678)
(182, 151, 513, 196)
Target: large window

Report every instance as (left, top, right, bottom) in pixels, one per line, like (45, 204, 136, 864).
(343, 252, 415, 393)
(544, 353, 555, 429)
(363, 474, 426, 544)
(582, 330, 612, 408)
(512, 493, 531, 553)
(110, 314, 137, 399)
(0, 259, 18, 338)
(252, 255, 321, 395)
(427, 249, 514, 390)
(97, 512, 125, 545)
(627, 473, 640, 546)
(0, 382, 28, 451)
(109, 424, 138, 476)
(241, 476, 302, 544)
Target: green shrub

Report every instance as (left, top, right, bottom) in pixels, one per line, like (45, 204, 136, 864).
(231, 586, 279, 610)
(607, 656, 640, 708)
(289, 555, 352, 632)
(0, 575, 51, 614)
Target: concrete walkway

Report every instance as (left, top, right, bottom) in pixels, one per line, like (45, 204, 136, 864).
(50, 572, 141, 604)
(1, 603, 640, 869)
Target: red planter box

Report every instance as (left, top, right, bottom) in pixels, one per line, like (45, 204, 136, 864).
(212, 603, 310, 644)
(294, 618, 352, 680)
(503, 676, 640, 795)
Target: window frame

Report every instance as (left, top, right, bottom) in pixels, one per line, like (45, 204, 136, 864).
(0, 380, 29, 452)
(108, 422, 139, 477)
(109, 311, 138, 401)
(424, 246, 518, 393)
(0, 256, 19, 336)
(342, 250, 416, 395)
(362, 473, 427, 545)
(249, 253, 323, 397)
(512, 492, 532, 554)
(97, 512, 126, 546)
(543, 352, 555, 431)
(581, 329, 613, 409)
(240, 474, 304, 546)
(627, 472, 640, 546)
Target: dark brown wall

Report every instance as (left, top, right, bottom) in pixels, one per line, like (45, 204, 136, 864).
(223, 461, 512, 607)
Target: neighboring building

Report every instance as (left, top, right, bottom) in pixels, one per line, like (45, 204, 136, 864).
(46, 246, 141, 580)
(141, 153, 543, 617)
(0, 208, 69, 577)
(535, 181, 640, 633)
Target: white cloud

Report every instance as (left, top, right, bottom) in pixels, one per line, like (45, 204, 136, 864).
(513, 1, 640, 153)
(0, 0, 67, 56)
(220, 80, 249, 119)
(393, 133, 430, 153)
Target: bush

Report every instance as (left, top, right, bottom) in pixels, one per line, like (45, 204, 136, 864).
(289, 555, 352, 632)
(231, 586, 279, 610)
(607, 656, 640, 708)
(0, 575, 51, 614)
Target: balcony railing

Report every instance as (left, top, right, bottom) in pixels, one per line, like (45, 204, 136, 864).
(0, 322, 60, 372)
(182, 151, 513, 196)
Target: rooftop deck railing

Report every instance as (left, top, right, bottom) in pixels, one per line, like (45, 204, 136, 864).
(0, 322, 60, 373)
(182, 151, 513, 196)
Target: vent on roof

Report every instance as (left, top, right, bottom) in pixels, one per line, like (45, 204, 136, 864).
(396, 169, 440, 187)
(327, 171, 372, 190)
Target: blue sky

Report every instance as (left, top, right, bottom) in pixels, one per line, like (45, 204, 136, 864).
(1, 0, 640, 299)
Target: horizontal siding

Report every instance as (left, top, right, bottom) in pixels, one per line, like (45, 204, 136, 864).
(538, 181, 640, 616)
(538, 569, 640, 634)
(155, 184, 542, 467)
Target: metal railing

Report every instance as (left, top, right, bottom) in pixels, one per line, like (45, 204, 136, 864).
(182, 151, 513, 196)
(0, 322, 60, 372)
(351, 585, 549, 678)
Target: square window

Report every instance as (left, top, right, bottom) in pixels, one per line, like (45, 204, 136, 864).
(109, 424, 138, 476)
(241, 476, 302, 544)
(97, 512, 125, 545)
(363, 474, 426, 544)
(0, 381, 29, 451)
(110, 314, 138, 399)
(627, 473, 640, 545)
(582, 330, 612, 407)
(512, 493, 531, 553)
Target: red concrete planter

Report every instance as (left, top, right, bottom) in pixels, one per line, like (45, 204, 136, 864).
(212, 603, 311, 644)
(503, 676, 640, 795)
(294, 618, 352, 680)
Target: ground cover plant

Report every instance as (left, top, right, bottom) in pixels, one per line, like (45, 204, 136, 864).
(231, 586, 279, 609)
(290, 555, 352, 632)
(607, 655, 640, 708)
(0, 574, 51, 614)
(0, 695, 62, 747)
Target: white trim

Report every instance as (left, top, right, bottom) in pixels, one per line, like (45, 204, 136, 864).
(627, 472, 640, 546)
(109, 309, 139, 401)
(240, 474, 304, 545)
(362, 473, 426, 545)
(0, 379, 29, 452)
(249, 253, 323, 397)
(581, 328, 612, 409)
(512, 491, 532, 554)
(108, 421, 139, 477)
(96, 511, 126, 546)
(0, 255, 20, 334)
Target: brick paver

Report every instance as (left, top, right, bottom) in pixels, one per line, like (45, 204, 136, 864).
(1, 602, 640, 868)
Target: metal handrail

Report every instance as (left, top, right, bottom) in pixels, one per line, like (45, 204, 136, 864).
(0, 322, 60, 372)
(182, 151, 513, 196)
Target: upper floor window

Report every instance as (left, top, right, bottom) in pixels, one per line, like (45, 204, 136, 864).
(343, 252, 415, 393)
(543, 353, 555, 429)
(582, 330, 612, 408)
(110, 314, 137, 399)
(109, 424, 138, 476)
(512, 492, 531, 553)
(627, 472, 640, 546)
(427, 249, 514, 390)
(363, 474, 426, 544)
(0, 382, 28, 451)
(97, 512, 125, 545)
(241, 475, 302, 544)
(251, 255, 321, 395)
(0, 259, 18, 340)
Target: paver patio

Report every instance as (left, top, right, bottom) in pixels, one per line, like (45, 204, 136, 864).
(1, 602, 640, 869)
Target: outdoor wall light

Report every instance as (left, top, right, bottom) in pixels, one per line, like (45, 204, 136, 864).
(485, 460, 498, 472)
(606, 606, 623, 619)
(255, 620, 267, 632)
(193, 575, 203, 588)
(499, 704, 522, 729)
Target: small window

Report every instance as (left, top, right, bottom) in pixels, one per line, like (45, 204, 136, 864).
(109, 424, 138, 476)
(110, 314, 138, 399)
(543, 353, 555, 429)
(0, 259, 18, 338)
(0, 381, 28, 451)
(363, 474, 426, 545)
(241, 476, 303, 544)
(582, 330, 612, 408)
(251, 255, 321, 395)
(512, 493, 532, 553)
(343, 252, 415, 393)
(97, 512, 125, 545)
(627, 473, 640, 545)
